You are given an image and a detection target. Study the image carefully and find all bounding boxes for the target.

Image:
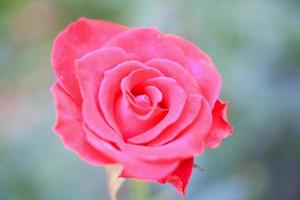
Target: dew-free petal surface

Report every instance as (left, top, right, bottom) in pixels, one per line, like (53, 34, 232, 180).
(51, 83, 114, 165)
(52, 17, 127, 103)
(121, 99, 212, 161)
(76, 47, 130, 142)
(168, 35, 221, 107)
(159, 158, 194, 196)
(104, 27, 186, 66)
(204, 99, 233, 148)
(128, 77, 187, 144)
(85, 127, 181, 180)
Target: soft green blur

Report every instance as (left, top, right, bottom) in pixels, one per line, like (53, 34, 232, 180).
(0, 0, 300, 200)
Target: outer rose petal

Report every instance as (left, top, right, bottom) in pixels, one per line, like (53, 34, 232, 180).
(52, 17, 127, 103)
(50, 83, 114, 165)
(104, 27, 187, 66)
(146, 58, 200, 94)
(85, 126, 181, 181)
(204, 99, 233, 148)
(76, 47, 130, 143)
(159, 158, 194, 196)
(168, 35, 221, 107)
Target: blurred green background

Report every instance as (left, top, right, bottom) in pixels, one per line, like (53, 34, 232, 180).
(0, 0, 300, 199)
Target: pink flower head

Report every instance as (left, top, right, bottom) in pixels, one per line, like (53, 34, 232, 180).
(50, 17, 233, 195)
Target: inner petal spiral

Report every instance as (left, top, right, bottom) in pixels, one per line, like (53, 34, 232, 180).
(134, 94, 151, 108)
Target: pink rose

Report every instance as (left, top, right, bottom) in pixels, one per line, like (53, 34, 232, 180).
(51, 17, 233, 195)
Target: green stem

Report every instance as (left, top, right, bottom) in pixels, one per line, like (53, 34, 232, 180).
(131, 180, 150, 200)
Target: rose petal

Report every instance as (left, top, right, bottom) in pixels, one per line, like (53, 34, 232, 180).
(143, 59, 202, 145)
(144, 86, 163, 107)
(114, 68, 168, 139)
(204, 99, 233, 148)
(159, 157, 194, 196)
(120, 67, 163, 114)
(125, 85, 163, 117)
(146, 58, 200, 95)
(128, 76, 187, 144)
(104, 27, 186, 66)
(84, 126, 181, 180)
(121, 98, 212, 161)
(134, 94, 151, 108)
(147, 94, 202, 146)
(168, 35, 221, 107)
(52, 17, 127, 103)
(76, 47, 130, 143)
(99, 61, 151, 134)
(50, 83, 114, 165)
(120, 68, 165, 120)
(115, 95, 166, 139)
(136, 86, 165, 120)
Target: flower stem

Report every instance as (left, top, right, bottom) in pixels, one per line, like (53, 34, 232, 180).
(106, 166, 124, 200)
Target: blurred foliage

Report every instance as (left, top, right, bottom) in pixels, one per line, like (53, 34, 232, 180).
(0, 0, 300, 200)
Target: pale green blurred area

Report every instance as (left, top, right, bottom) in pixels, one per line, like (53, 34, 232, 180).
(0, 0, 300, 199)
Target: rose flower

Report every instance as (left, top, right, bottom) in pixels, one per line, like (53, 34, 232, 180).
(51, 17, 233, 195)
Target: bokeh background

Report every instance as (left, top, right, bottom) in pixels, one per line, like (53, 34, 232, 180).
(1, 0, 300, 199)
